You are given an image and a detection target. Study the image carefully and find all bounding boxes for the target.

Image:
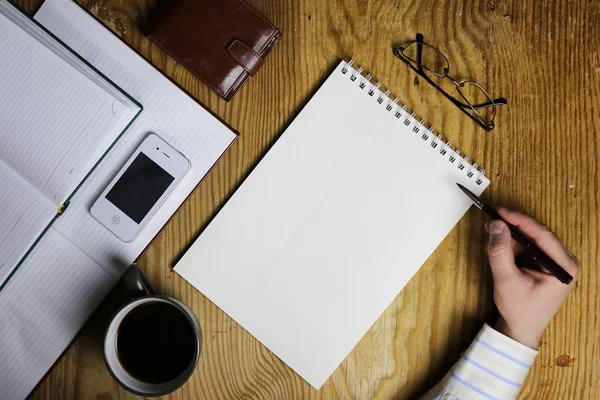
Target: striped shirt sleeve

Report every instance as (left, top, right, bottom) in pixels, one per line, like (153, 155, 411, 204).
(420, 324, 539, 400)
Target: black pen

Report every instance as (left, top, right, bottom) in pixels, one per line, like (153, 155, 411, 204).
(456, 183, 573, 284)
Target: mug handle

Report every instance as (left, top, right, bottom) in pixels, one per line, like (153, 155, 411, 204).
(123, 263, 156, 298)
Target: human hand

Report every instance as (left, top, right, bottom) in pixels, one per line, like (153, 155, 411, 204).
(485, 209, 580, 349)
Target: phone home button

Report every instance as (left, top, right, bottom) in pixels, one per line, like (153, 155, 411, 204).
(110, 215, 120, 225)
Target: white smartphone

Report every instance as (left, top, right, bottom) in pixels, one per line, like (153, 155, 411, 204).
(91, 134, 191, 242)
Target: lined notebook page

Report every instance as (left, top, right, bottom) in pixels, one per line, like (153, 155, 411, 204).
(0, 9, 131, 204)
(0, 229, 117, 400)
(0, 162, 55, 284)
(35, 0, 237, 272)
(0, 0, 236, 396)
(174, 61, 490, 389)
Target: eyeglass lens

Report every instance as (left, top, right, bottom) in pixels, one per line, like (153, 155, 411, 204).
(401, 42, 449, 77)
(457, 81, 496, 124)
(401, 42, 496, 125)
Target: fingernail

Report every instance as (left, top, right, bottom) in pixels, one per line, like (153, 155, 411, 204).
(489, 220, 504, 235)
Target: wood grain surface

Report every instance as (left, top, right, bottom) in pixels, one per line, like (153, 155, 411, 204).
(15, 0, 599, 398)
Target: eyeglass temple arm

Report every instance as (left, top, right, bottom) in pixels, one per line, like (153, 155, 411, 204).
(472, 97, 508, 110)
(465, 98, 508, 110)
(416, 33, 425, 73)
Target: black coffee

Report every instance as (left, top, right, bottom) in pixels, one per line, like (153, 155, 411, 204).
(116, 302, 196, 384)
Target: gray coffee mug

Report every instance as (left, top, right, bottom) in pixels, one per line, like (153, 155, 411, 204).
(104, 264, 201, 396)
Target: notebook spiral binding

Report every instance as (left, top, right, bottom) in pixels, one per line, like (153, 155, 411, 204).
(341, 60, 487, 186)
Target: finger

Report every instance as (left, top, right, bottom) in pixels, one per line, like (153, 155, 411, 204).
(497, 208, 580, 276)
(487, 220, 520, 281)
(497, 208, 553, 240)
(485, 221, 524, 255)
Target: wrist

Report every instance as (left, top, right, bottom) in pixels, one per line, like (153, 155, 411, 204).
(495, 317, 542, 350)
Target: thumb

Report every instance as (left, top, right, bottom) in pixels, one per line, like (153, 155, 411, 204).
(486, 220, 518, 280)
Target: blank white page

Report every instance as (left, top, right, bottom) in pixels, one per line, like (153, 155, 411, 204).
(0, 6, 135, 204)
(34, 0, 236, 273)
(0, 229, 117, 400)
(175, 61, 490, 389)
(0, 161, 55, 284)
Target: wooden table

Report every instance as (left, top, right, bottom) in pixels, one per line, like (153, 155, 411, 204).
(19, 0, 599, 398)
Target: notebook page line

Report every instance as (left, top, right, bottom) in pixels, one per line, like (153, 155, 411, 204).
(0, 262, 85, 388)
(0, 6, 126, 107)
(0, 247, 72, 361)
(4, 278, 94, 399)
(0, 12, 131, 202)
(0, 165, 55, 284)
(0, 229, 118, 399)
(0, 0, 135, 110)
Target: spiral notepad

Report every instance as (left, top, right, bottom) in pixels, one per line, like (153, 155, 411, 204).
(175, 60, 491, 389)
(341, 59, 488, 185)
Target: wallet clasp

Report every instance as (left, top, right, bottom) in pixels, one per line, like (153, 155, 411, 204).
(227, 39, 265, 76)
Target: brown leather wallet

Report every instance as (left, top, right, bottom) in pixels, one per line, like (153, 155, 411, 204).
(147, 0, 281, 101)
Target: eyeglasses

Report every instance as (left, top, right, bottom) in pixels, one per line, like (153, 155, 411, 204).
(393, 34, 506, 131)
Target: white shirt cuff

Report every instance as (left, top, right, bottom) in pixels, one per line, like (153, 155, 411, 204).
(440, 324, 539, 400)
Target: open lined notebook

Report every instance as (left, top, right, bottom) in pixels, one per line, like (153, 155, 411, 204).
(175, 60, 491, 388)
(0, 0, 141, 285)
(0, 0, 237, 397)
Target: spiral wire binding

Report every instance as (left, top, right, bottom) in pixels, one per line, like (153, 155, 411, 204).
(341, 60, 488, 185)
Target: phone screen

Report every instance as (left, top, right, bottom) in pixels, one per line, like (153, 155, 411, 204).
(106, 152, 174, 223)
